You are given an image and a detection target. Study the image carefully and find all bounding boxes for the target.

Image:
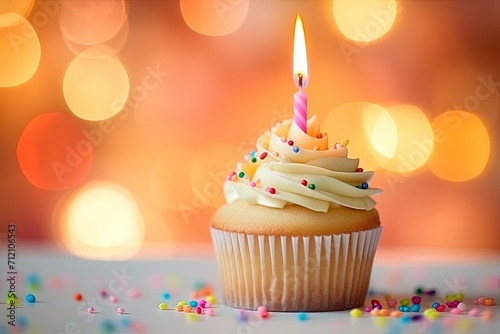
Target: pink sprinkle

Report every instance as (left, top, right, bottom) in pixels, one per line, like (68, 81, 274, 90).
(205, 302, 212, 308)
(257, 306, 267, 314)
(477, 297, 486, 304)
(195, 306, 203, 314)
(473, 299, 479, 305)
(260, 311, 269, 319)
(204, 308, 214, 316)
(280, 137, 287, 143)
(99, 289, 108, 298)
(109, 296, 118, 303)
(117, 307, 124, 314)
(450, 308, 462, 315)
(364, 306, 372, 312)
(387, 299, 397, 308)
(87, 307, 94, 314)
(468, 308, 480, 317)
(198, 300, 206, 308)
(249, 181, 256, 187)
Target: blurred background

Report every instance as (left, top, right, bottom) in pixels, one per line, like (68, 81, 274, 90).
(1, 0, 499, 260)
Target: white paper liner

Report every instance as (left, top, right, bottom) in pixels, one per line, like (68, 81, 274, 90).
(210, 226, 382, 311)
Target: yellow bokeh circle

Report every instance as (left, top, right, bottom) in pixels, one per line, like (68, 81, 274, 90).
(63, 45, 129, 121)
(0, 14, 40, 87)
(180, 0, 249, 36)
(429, 111, 490, 182)
(333, 0, 398, 42)
(368, 104, 434, 174)
(61, 181, 144, 260)
(0, 0, 34, 27)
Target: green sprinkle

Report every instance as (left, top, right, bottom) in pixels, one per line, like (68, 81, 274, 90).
(308, 184, 316, 190)
(238, 172, 245, 178)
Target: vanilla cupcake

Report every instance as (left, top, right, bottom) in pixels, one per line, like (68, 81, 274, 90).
(210, 116, 382, 311)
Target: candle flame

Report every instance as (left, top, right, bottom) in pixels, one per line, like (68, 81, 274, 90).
(293, 14, 308, 89)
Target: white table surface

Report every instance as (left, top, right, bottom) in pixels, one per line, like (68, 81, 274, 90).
(1, 244, 499, 334)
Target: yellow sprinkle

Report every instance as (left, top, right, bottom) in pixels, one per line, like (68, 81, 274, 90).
(177, 301, 188, 307)
(349, 308, 362, 318)
(206, 295, 216, 304)
(342, 139, 349, 147)
(455, 293, 464, 302)
(427, 312, 440, 320)
(158, 302, 168, 310)
(423, 308, 437, 316)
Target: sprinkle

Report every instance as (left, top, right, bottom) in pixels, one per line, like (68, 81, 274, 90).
(281, 137, 287, 143)
(260, 311, 269, 319)
(259, 152, 268, 160)
(175, 305, 184, 312)
(370, 308, 380, 316)
(390, 311, 402, 318)
(287, 140, 294, 146)
(364, 306, 372, 312)
(423, 308, 436, 316)
(109, 296, 118, 303)
(432, 302, 440, 308)
(74, 293, 83, 301)
(436, 305, 446, 312)
(117, 307, 125, 314)
(371, 299, 381, 306)
(387, 299, 397, 308)
(195, 306, 203, 314)
(248, 181, 256, 187)
(425, 289, 436, 296)
(99, 289, 108, 298)
(183, 305, 192, 312)
(177, 301, 188, 307)
(468, 308, 480, 317)
(301, 179, 308, 186)
(455, 293, 464, 301)
(342, 139, 349, 147)
(257, 306, 267, 314)
(308, 184, 316, 190)
(350, 308, 362, 318)
(450, 308, 462, 315)
(316, 133, 323, 139)
(206, 295, 216, 304)
(379, 309, 390, 316)
(198, 300, 206, 308)
(313, 146, 320, 151)
(361, 182, 368, 189)
(372, 304, 382, 310)
(297, 312, 308, 321)
(162, 292, 171, 300)
(400, 299, 409, 306)
(415, 286, 424, 295)
(411, 315, 423, 322)
(411, 304, 421, 312)
(273, 151, 279, 156)
(483, 298, 494, 306)
(334, 143, 342, 149)
(251, 157, 257, 163)
(204, 308, 214, 316)
(159, 302, 168, 310)
(411, 296, 421, 304)
(87, 307, 95, 314)
(25, 294, 36, 303)
(249, 150, 256, 156)
(189, 300, 198, 308)
(268, 187, 276, 194)
(205, 302, 212, 308)
(356, 167, 363, 172)
(238, 171, 245, 178)
(457, 302, 467, 311)
(292, 146, 299, 153)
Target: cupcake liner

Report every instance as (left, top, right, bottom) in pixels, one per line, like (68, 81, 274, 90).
(210, 226, 382, 311)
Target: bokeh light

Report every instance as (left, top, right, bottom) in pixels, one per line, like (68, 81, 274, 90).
(361, 104, 397, 158)
(429, 111, 490, 182)
(63, 45, 130, 121)
(189, 143, 239, 209)
(149, 148, 197, 211)
(431, 68, 499, 129)
(59, 0, 127, 45)
(0, 0, 34, 27)
(333, 0, 397, 42)
(62, 181, 144, 260)
(180, 0, 249, 36)
(16, 113, 93, 190)
(369, 104, 434, 174)
(323, 102, 387, 171)
(0, 14, 40, 87)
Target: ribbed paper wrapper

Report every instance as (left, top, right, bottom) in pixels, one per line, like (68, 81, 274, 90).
(210, 226, 382, 311)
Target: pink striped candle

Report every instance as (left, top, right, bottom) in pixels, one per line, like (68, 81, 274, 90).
(294, 87, 307, 133)
(293, 15, 308, 133)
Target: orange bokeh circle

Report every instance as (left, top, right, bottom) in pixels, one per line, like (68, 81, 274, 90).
(17, 112, 93, 190)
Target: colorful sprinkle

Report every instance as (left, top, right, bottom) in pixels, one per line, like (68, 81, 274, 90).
(198, 300, 206, 308)
(334, 143, 342, 149)
(287, 140, 294, 146)
(450, 308, 462, 315)
(257, 306, 267, 314)
(162, 292, 171, 300)
(117, 307, 124, 314)
(281, 137, 287, 143)
(308, 184, 316, 190)
(432, 302, 440, 308)
(183, 305, 192, 312)
(415, 286, 424, 295)
(411, 304, 421, 312)
(251, 157, 257, 163)
(342, 139, 349, 147)
(260, 311, 269, 319)
(316, 133, 323, 139)
(238, 171, 245, 178)
(387, 299, 397, 308)
(25, 294, 36, 303)
(292, 146, 299, 153)
(189, 300, 198, 308)
(177, 301, 188, 307)
(301, 179, 308, 186)
(259, 152, 268, 160)
(379, 309, 390, 316)
(195, 306, 202, 314)
(87, 307, 94, 314)
(361, 182, 368, 189)
(159, 303, 168, 310)
(248, 181, 256, 187)
(99, 289, 108, 298)
(313, 146, 320, 151)
(350, 308, 362, 318)
(483, 298, 494, 306)
(371, 299, 381, 306)
(356, 167, 363, 172)
(411, 296, 421, 304)
(204, 308, 214, 316)
(297, 312, 308, 321)
(390, 311, 402, 318)
(436, 305, 446, 312)
(175, 305, 184, 312)
(400, 299, 410, 306)
(74, 293, 83, 301)
(457, 302, 467, 311)
(370, 308, 380, 316)
(268, 187, 276, 194)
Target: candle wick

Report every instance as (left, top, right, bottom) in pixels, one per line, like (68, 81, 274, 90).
(297, 73, 303, 88)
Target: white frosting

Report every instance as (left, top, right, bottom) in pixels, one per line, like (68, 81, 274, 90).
(225, 117, 382, 212)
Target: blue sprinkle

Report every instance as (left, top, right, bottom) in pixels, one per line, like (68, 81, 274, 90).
(403, 306, 411, 312)
(431, 302, 440, 309)
(162, 292, 171, 300)
(26, 294, 36, 303)
(411, 304, 421, 312)
(297, 312, 308, 321)
(292, 146, 299, 153)
(361, 182, 368, 189)
(398, 305, 404, 312)
(189, 300, 198, 308)
(249, 150, 256, 156)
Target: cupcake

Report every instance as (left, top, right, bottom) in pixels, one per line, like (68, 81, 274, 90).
(210, 115, 382, 311)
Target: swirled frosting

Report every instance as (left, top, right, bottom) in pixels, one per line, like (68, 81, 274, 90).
(225, 116, 382, 212)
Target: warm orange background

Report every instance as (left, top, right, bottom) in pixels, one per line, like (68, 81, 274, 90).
(1, 0, 499, 259)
